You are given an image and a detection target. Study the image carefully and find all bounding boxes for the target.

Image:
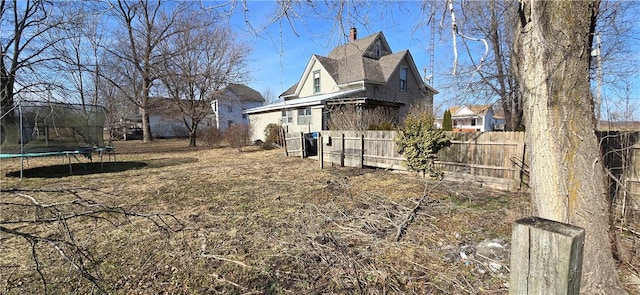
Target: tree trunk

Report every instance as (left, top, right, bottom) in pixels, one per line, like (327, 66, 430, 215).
(141, 79, 153, 143)
(515, 1, 624, 293)
(189, 131, 197, 147)
(140, 105, 153, 143)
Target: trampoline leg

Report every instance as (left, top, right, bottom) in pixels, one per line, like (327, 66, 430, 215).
(68, 155, 73, 175)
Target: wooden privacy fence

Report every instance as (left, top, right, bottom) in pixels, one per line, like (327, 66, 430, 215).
(285, 131, 528, 191)
(436, 132, 527, 191)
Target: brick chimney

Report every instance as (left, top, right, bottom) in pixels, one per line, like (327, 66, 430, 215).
(349, 27, 357, 41)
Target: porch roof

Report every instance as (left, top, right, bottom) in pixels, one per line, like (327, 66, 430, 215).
(244, 88, 364, 114)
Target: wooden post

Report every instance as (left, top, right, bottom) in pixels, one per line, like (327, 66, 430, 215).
(340, 133, 345, 167)
(318, 135, 324, 169)
(510, 216, 585, 295)
(513, 135, 526, 191)
(359, 134, 364, 168)
(300, 132, 305, 159)
(283, 130, 289, 157)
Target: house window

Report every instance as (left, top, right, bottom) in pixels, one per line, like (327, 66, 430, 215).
(227, 105, 233, 112)
(399, 67, 407, 91)
(281, 110, 293, 124)
(228, 120, 233, 128)
(453, 120, 458, 126)
(374, 41, 381, 58)
(297, 107, 312, 125)
(471, 118, 477, 126)
(313, 70, 321, 94)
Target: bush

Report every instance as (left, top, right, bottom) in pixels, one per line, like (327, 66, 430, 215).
(396, 112, 451, 178)
(367, 121, 396, 131)
(263, 124, 284, 149)
(225, 124, 251, 152)
(442, 109, 453, 131)
(328, 106, 398, 130)
(199, 127, 224, 148)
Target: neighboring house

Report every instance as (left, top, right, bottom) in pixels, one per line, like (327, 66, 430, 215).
(437, 105, 505, 132)
(141, 84, 264, 139)
(212, 83, 265, 131)
(145, 98, 215, 139)
(245, 28, 438, 141)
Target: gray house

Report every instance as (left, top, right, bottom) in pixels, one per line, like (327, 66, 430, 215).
(212, 84, 265, 131)
(245, 28, 437, 141)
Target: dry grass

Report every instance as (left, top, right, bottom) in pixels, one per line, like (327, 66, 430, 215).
(0, 139, 634, 294)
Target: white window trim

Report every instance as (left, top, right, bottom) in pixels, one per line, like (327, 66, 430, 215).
(313, 70, 321, 94)
(297, 107, 312, 125)
(282, 109, 293, 124)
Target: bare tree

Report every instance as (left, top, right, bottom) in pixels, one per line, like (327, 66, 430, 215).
(514, 0, 625, 292)
(261, 87, 281, 105)
(158, 9, 250, 147)
(50, 2, 109, 109)
(1, 0, 69, 127)
(104, 0, 186, 142)
(438, 0, 523, 131)
(593, 1, 640, 122)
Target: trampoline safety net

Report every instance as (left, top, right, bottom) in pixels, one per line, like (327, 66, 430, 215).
(1, 101, 107, 154)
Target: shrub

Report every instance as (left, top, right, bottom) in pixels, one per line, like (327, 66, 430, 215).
(263, 124, 284, 149)
(328, 106, 398, 130)
(442, 109, 453, 131)
(225, 124, 251, 152)
(199, 127, 224, 148)
(367, 121, 396, 131)
(396, 112, 451, 178)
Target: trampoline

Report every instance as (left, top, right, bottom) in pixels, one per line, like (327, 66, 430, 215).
(1, 100, 114, 178)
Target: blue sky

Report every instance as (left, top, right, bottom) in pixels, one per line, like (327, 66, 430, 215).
(223, 1, 639, 120)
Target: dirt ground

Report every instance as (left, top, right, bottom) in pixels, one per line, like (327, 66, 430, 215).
(0, 139, 637, 294)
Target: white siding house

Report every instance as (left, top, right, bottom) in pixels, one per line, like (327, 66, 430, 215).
(212, 84, 265, 131)
(440, 105, 506, 132)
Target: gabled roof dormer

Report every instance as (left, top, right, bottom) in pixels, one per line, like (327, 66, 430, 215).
(279, 28, 437, 99)
(327, 31, 392, 61)
(282, 55, 340, 100)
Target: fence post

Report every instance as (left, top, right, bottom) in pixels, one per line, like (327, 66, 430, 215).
(510, 216, 585, 295)
(513, 134, 526, 191)
(340, 133, 345, 167)
(300, 132, 305, 159)
(318, 135, 324, 169)
(359, 134, 364, 168)
(283, 130, 289, 157)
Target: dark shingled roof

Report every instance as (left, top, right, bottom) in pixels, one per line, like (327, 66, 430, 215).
(280, 31, 424, 98)
(225, 83, 265, 103)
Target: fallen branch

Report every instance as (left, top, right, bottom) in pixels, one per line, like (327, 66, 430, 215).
(0, 188, 183, 292)
(395, 179, 444, 242)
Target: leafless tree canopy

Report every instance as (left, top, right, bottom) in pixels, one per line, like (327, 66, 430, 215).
(1, 0, 71, 117)
(158, 9, 251, 147)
